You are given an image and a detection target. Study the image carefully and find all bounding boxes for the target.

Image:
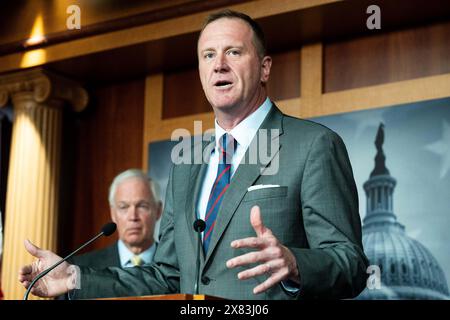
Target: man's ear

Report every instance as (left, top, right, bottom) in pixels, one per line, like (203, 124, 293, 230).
(260, 56, 272, 84)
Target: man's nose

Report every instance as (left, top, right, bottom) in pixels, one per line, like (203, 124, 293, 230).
(127, 206, 139, 220)
(214, 53, 229, 73)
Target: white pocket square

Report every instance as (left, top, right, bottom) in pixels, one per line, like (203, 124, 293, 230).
(247, 184, 281, 191)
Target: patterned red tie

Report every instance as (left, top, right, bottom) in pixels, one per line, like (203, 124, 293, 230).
(203, 133, 235, 253)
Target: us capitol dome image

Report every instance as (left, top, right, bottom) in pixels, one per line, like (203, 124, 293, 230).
(357, 123, 449, 300)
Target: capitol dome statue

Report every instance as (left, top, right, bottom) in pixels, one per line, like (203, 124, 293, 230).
(357, 123, 449, 300)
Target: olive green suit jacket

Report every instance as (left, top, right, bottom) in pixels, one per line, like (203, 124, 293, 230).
(74, 105, 368, 300)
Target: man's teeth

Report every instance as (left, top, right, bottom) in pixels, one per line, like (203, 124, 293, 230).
(216, 82, 232, 87)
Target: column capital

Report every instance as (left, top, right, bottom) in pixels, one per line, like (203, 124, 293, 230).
(0, 68, 88, 111)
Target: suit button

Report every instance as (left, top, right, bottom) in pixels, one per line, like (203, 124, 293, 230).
(201, 276, 210, 285)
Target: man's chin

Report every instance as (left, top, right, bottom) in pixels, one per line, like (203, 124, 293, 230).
(125, 235, 143, 244)
(211, 101, 239, 112)
(126, 242, 146, 250)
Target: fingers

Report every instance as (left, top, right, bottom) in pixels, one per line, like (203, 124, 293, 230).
(18, 264, 35, 284)
(24, 239, 43, 258)
(19, 274, 30, 285)
(227, 243, 281, 268)
(231, 237, 266, 249)
(19, 264, 33, 276)
(253, 271, 287, 295)
(250, 206, 264, 237)
(228, 256, 289, 294)
(229, 206, 294, 295)
(237, 259, 284, 280)
(227, 251, 265, 269)
(19, 274, 33, 289)
(20, 240, 45, 292)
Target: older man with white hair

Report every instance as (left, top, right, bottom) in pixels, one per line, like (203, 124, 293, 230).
(68, 169, 162, 270)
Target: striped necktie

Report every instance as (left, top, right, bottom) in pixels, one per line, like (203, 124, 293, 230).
(203, 133, 235, 253)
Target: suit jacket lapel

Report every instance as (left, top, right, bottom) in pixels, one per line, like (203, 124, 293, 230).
(204, 105, 284, 266)
(111, 242, 122, 267)
(184, 138, 214, 261)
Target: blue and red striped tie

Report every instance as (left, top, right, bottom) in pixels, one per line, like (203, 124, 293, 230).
(203, 133, 235, 253)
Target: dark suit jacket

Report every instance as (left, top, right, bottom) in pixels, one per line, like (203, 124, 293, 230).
(75, 105, 369, 300)
(56, 243, 120, 300)
(69, 243, 121, 269)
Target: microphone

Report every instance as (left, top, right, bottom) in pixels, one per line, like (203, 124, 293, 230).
(193, 219, 205, 295)
(23, 222, 117, 300)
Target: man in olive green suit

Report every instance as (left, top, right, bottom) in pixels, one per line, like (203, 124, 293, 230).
(19, 10, 368, 300)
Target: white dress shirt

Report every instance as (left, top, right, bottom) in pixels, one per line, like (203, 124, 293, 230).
(196, 97, 272, 224)
(118, 239, 156, 268)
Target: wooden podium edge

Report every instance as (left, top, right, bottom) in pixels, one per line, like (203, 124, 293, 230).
(96, 293, 223, 300)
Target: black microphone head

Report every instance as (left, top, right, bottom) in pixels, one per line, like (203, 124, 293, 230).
(193, 219, 206, 233)
(101, 222, 117, 236)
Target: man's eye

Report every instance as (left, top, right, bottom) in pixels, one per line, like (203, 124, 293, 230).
(228, 50, 240, 56)
(204, 52, 214, 59)
(135, 202, 151, 210)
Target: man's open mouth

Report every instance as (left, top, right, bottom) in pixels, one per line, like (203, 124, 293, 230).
(214, 80, 233, 88)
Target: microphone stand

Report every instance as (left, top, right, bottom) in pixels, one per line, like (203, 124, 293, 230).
(193, 219, 205, 295)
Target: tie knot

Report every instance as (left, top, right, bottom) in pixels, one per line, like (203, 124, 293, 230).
(219, 133, 237, 164)
(131, 255, 143, 266)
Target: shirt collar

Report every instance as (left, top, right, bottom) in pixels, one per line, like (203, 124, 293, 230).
(118, 239, 156, 267)
(214, 97, 272, 151)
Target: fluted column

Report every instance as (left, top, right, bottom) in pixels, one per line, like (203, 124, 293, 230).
(0, 69, 87, 299)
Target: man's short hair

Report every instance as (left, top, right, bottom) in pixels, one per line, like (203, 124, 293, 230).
(199, 9, 267, 58)
(108, 169, 161, 207)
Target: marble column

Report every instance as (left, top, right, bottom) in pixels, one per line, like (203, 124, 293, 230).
(0, 69, 87, 299)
